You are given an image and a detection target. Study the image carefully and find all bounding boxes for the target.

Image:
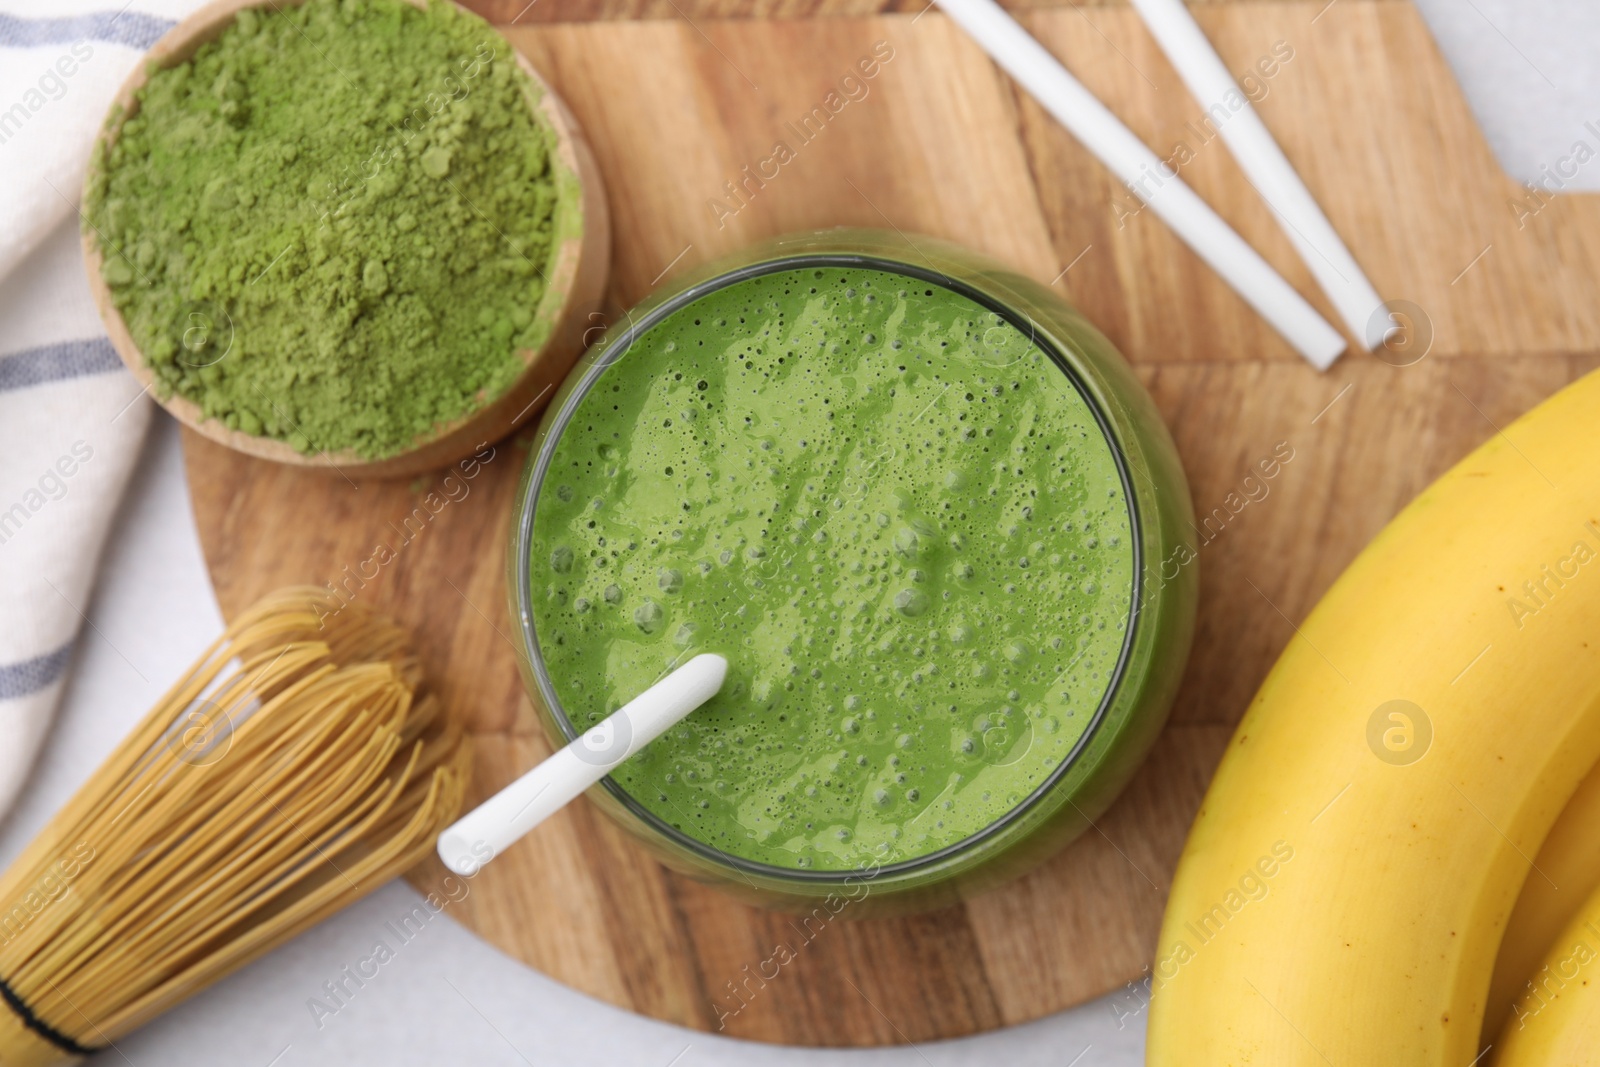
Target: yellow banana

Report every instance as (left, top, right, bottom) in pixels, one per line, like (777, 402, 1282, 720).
(1491, 875, 1600, 1063)
(1483, 759, 1600, 1042)
(1146, 368, 1600, 1066)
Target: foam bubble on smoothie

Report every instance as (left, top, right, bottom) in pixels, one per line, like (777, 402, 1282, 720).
(531, 267, 1134, 871)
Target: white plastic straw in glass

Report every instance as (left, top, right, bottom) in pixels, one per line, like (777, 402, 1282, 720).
(1127, 0, 1387, 350)
(933, 0, 1347, 370)
(436, 653, 728, 875)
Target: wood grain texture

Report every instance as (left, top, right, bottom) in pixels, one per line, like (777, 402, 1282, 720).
(454, 0, 1403, 25)
(183, 0, 1600, 1046)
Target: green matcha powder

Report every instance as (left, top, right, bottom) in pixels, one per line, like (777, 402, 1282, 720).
(86, 0, 569, 458)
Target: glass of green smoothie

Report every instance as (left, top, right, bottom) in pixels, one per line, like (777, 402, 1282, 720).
(508, 229, 1196, 915)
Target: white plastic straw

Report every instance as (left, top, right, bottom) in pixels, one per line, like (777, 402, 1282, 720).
(1127, 0, 1387, 349)
(436, 653, 728, 875)
(934, 0, 1347, 370)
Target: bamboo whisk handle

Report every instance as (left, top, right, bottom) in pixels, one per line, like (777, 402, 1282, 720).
(0, 1000, 83, 1067)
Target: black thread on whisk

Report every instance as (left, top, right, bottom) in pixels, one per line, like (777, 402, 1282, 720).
(0, 973, 98, 1056)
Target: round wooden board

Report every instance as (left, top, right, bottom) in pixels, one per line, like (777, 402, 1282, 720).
(184, 0, 1600, 1046)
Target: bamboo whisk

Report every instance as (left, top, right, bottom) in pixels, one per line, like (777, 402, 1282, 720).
(0, 588, 470, 1066)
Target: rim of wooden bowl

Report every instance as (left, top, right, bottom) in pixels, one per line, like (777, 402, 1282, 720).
(81, 0, 611, 478)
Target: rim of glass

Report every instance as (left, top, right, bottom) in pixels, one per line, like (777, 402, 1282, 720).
(513, 252, 1145, 883)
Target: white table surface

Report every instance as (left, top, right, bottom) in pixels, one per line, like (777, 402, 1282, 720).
(2, 3, 1595, 1063)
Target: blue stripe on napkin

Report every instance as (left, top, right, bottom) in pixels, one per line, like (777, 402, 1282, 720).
(0, 338, 124, 393)
(0, 10, 174, 51)
(0, 641, 74, 701)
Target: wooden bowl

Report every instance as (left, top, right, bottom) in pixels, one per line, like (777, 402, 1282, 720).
(82, 0, 610, 478)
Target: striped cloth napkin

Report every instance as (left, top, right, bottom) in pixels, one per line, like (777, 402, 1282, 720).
(0, 2, 198, 821)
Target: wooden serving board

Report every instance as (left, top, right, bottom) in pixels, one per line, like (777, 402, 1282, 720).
(183, 0, 1600, 1046)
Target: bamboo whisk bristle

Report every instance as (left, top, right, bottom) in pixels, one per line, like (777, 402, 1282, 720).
(0, 588, 470, 1066)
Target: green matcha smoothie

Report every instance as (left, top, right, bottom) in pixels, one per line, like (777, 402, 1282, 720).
(529, 265, 1135, 872)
